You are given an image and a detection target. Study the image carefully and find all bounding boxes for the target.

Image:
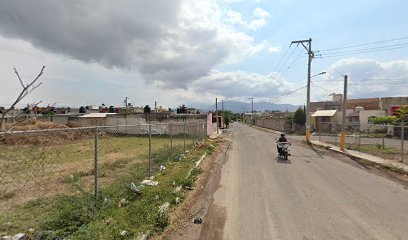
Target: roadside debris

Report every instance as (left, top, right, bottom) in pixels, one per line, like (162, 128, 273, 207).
(159, 202, 170, 214)
(141, 179, 159, 186)
(118, 198, 129, 207)
(130, 182, 145, 195)
(120, 230, 128, 236)
(174, 185, 182, 193)
(193, 217, 203, 224)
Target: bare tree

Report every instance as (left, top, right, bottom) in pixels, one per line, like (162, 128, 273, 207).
(0, 66, 45, 132)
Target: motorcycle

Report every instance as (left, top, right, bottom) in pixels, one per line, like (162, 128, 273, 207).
(277, 142, 291, 160)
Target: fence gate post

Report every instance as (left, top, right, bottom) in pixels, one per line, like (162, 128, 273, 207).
(170, 123, 173, 159)
(192, 122, 195, 146)
(184, 120, 186, 152)
(149, 124, 152, 177)
(94, 127, 99, 201)
(401, 120, 405, 163)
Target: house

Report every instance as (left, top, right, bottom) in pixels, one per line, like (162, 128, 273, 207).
(311, 95, 408, 132)
(346, 107, 386, 131)
(311, 110, 341, 132)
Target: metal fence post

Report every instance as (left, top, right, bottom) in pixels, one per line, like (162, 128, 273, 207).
(94, 127, 99, 201)
(149, 124, 152, 177)
(358, 127, 361, 151)
(401, 120, 405, 163)
(170, 122, 173, 158)
(382, 134, 385, 149)
(335, 132, 337, 146)
(183, 120, 186, 152)
(192, 122, 195, 146)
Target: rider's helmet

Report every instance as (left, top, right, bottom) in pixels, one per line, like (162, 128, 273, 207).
(281, 133, 285, 137)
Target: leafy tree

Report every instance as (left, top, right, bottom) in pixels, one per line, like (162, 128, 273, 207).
(220, 110, 233, 128)
(285, 112, 295, 124)
(368, 116, 397, 125)
(176, 104, 187, 114)
(394, 106, 408, 122)
(294, 107, 306, 125)
(143, 105, 151, 113)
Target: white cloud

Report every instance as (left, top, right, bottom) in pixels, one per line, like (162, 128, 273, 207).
(268, 46, 282, 53)
(253, 7, 270, 18)
(226, 7, 269, 31)
(316, 58, 408, 100)
(189, 70, 295, 102)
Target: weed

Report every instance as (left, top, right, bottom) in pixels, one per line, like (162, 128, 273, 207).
(154, 212, 169, 231)
(0, 137, 212, 239)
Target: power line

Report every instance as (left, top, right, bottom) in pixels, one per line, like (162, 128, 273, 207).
(269, 44, 299, 80)
(318, 36, 408, 52)
(278, 49, 306, 77)
(311, 82, 339, 92)
(317, 44, 408, 58)
(271, 84, 307, 102)
(270, 45, 291, 76)
(316, 57, 345, 77)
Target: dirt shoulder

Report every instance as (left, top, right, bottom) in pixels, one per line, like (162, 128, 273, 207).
(155, 136, 230, 240)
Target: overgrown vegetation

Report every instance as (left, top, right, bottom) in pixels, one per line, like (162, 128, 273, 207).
(294, 106, 306, 126)
(346, 143, 400, 160)
(0, 134, 218, 239)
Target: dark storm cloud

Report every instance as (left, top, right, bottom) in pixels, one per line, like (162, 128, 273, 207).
(0, 0, 236, 88)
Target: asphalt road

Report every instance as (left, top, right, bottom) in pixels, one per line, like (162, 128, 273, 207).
(210, 123, 408, 240)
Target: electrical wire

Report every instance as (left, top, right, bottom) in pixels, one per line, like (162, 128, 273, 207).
(317, 44, 408, 58)
(318, 36, 408, 52)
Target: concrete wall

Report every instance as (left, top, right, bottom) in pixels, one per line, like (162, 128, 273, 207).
(255, 117, 291, 132)
(35, 115, 72, 125)
(359, 110, 386, 125)
(67, 113, 210, 136)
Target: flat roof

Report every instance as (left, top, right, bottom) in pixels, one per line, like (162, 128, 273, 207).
(78, 113, 116, 118)
(311, 110, 337, 117)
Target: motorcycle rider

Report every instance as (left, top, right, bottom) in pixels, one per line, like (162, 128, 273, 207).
(277, 133, 287, 155)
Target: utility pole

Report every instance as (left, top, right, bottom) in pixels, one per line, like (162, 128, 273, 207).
(248, 97, 254, 125)
(340, 75, 348, 151)
(216, 98, 219, 134)
(221, 98, 229, 111)
(124, 96, 129, 113)
(291, 38, 313, 142)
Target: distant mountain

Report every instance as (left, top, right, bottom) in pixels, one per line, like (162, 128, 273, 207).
(192, 101, 300, 113)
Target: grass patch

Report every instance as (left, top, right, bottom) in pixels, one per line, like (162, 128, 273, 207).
(346, 144, 398, 155)
(0, 137, 214, 239)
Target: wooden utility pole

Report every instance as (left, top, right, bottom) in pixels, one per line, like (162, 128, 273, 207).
(340, 75, 348, 151)
(248, 97, 254, 125)
(216, 98, 219, 134)
(291, 38, 313, 142)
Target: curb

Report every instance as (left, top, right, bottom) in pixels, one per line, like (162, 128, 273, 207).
(310, 140, 408, 175)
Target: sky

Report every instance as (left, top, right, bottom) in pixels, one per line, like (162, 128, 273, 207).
(0, 0, 407, 110)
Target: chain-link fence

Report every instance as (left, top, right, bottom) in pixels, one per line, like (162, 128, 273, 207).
(0, 121, 206, 236)
(314, 122, 408, 163)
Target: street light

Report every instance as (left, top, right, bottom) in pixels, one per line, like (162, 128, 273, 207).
(248, 97, 254, 125)
(311, 71, 326, 79)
